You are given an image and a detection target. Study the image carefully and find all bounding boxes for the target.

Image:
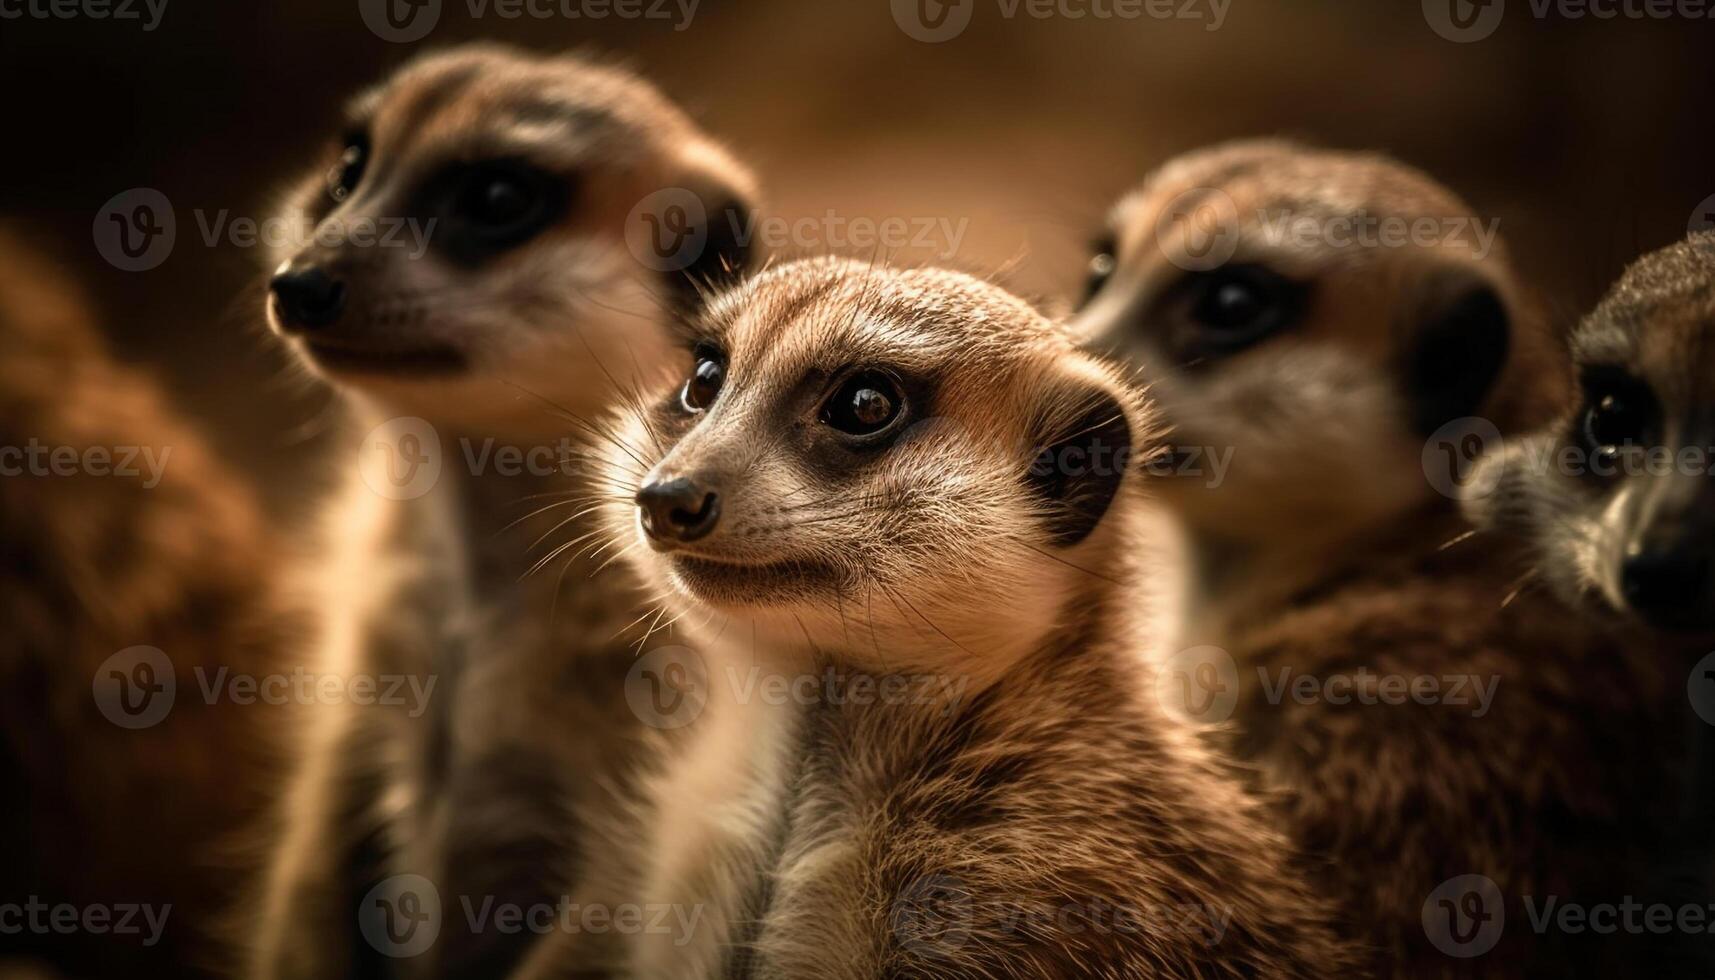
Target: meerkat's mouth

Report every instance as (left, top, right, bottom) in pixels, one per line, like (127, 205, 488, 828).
(665, 553, 845, 605)
(299, 338, 468, 377)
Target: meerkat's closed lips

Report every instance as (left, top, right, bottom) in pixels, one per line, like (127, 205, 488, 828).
(299, 338, 467, 376)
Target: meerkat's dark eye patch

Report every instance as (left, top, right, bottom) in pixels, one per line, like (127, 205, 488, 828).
(681, 344, 726, 413)
(426, 159, 569, 266)
(326, 131, 370, 204)
(1025, 389, 1133, 547)
(1180, 264, 1306, 351)
(1081, 236, 1119, 307)
(1578, 365, 1657, 457)
(821, 370, 907, 441)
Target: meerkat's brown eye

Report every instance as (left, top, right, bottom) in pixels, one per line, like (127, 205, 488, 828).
(681, 351, 726, 413)
(327, 136, 368, 203)
(823, 371, 904, 437)
(1580, 372, 1656, 455)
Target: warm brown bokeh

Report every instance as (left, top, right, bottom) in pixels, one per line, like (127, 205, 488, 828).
(2, 0, 1710, 502)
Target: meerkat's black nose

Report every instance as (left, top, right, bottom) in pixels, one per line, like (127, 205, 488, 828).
(269, 265, 347, 330)
(1622, 545, 1714, 630)
(638, 477, 721, 544)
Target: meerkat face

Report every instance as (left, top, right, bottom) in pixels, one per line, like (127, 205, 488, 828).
(1071, 140, 1518, 547)
(265, 44, 756, 432)
(591, 258, 1143, 671)
(1468, 234, 1715, 633)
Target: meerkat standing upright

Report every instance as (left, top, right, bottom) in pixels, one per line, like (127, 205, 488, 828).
(519, 257, 1358, 978)
(1073, 141, 1697, 973)
(249, 45, 757, 979)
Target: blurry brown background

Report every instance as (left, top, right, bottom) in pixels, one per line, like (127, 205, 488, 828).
(2, 0, 1710, 514)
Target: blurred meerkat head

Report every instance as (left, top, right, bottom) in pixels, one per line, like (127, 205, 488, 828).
(265, 44, 758, 435)
(1072, 140, 1550, 549)
(588, 257, 1148, 676)
(1468, 233, 1715, 633)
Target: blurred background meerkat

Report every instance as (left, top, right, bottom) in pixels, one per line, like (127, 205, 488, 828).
(248, 45, 757, 979)
(0, 227, 301, 979)
(1071, 141, 1696, 973)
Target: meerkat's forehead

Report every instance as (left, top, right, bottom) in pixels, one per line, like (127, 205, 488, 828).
(1577, 234, 1715, 382)
(346, 46, 693, 172)
(1108, 139, 1487, 269)
(700, 258, 1056, 375)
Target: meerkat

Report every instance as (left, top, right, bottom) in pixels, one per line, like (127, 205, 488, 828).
(249, 45, 757, 979)
(515, 256, 1358, 979)
(1467, 232, 1715, 632)
(1465, 232, 1715, 970)
(1072, 140, 1698, 973)
(0, 226, 300, 978)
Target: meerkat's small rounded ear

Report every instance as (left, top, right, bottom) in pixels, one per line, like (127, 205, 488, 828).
(667, 177, 756, 311)
(1399, 263, 1511, 437)
(1023, 373, 1136, 547)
